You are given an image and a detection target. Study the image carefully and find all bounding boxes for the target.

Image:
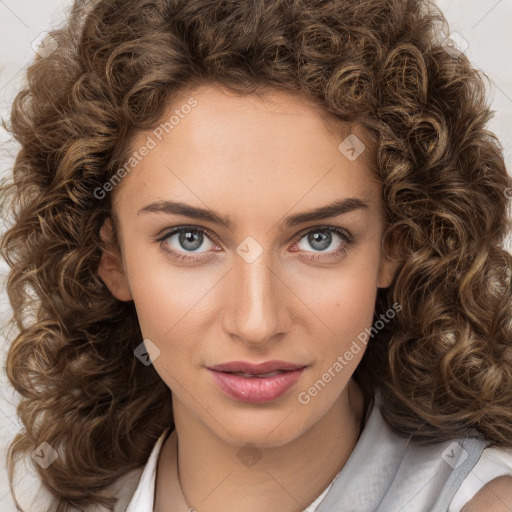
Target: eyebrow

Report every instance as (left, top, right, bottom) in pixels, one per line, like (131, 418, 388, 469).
(137, 197, 369, 229)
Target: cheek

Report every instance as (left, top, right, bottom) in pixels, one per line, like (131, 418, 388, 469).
(310, 285, 377, 371)
(336, 268, 378, 334)
(301, 250, 380, 332)
(122, 243, 211, 341)
(127, 261, 209, 385)
(130, 277, 215, 347)
(300, 256, 380, 376)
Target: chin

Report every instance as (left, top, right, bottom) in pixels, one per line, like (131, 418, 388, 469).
(210, 413, 307, 449)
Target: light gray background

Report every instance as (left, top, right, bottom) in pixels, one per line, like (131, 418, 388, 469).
(0, 0, 511, 510)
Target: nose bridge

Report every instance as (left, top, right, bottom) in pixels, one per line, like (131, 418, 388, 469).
(227, 244, 284, 343)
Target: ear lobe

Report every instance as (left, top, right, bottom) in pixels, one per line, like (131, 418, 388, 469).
(98, 218, 133, 302)
(377, 257, 401, 289)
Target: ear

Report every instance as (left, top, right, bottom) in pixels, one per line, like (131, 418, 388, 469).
(98, 217, 133, 302)
(377, 230, 402, 289)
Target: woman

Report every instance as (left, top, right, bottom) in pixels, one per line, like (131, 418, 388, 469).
(1, 0, 512, 511)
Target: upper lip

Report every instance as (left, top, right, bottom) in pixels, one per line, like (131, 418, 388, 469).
(207, 360, 307, 375)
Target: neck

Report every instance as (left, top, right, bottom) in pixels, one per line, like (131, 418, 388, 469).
(157, 378, 366, 512)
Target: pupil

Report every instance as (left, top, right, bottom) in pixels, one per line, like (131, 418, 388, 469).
(309, 231, 331, 251)
(180, 230, 202, 250)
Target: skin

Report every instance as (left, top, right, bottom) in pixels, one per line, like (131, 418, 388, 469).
(98, 83, 400, 511)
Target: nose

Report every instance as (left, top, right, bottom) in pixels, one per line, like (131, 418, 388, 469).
(222, 248, 290, 348)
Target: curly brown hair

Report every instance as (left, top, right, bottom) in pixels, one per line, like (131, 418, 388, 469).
(1, 0, 511, 510)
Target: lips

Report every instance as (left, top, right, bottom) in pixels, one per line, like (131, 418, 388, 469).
(208, 367, 306, 403)
(207, 360, 307, 375)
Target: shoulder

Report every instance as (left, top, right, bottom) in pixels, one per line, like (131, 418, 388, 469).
(454, 446, 512, 512)
(461, 475, 512, 512)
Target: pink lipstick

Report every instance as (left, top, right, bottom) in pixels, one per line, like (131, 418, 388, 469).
(207, 360, 307, 403)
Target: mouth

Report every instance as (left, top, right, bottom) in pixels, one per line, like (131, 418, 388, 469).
(207, 366, 307, 403)
(225, 370, 290, 378)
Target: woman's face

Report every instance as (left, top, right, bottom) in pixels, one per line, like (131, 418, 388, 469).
(100, 84, 397, 448)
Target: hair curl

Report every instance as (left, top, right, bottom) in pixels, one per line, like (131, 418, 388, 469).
(1, 0, 512, 510)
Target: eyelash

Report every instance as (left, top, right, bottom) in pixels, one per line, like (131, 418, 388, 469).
(155, 225, 354, 263)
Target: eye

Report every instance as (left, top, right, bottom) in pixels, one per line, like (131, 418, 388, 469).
(156, 226, 219, 262)
(156, 225, 354, 263)
(293, 226, 353, 261)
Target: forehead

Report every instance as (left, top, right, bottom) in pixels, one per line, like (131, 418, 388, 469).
(147, 84, 365, 151)
(114, 84, 381, 218)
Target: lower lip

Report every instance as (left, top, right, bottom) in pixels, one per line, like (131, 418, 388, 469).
(208, 368, 306, 403)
